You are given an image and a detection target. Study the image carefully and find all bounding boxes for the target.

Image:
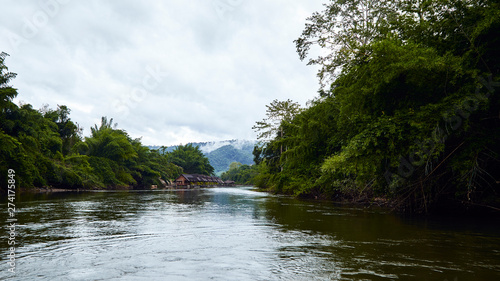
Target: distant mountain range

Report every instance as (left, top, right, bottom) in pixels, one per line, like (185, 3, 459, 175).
(148, 140, 258, 175)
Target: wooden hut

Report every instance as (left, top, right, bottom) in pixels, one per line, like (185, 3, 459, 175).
(223, 180, 235, 187)
(174, 174, 223, 188)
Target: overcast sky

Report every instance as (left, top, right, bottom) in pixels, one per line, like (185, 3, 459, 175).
(1, 0, 324, 146)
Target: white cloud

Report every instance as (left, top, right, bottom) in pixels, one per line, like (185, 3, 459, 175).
(2, 0, 324, 146)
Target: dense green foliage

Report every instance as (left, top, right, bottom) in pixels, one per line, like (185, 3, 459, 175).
(0, 53, 211, 191)
(166, 143, 214, 175)
(220, 162, 259, 185)
(252, 99, 302, 141)
(254, 0, 500, 213)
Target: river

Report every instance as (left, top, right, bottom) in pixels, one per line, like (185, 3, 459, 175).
(1, 187, 499, 280)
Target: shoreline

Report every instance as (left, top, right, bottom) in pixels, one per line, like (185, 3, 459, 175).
(14, 186, 499, 217)
(19, 187, 83, 193)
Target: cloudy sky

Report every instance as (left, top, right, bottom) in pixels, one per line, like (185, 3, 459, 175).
(1, 0, 324, 146)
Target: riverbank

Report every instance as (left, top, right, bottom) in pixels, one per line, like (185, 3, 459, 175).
(17, 185, 134, 193)
(20, 187, 79, 193)
(16, 184, 234, 194)
(255, 185, 500, 217)
(13, 184, 499, 217)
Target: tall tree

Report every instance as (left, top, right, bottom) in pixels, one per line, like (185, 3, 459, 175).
(82, 117, 138, 186)
(43, 105, 82, 155)
(0, 52, 19, 192)
(0, 52, 17, 111)
(252, 99, 302, 141)
(168, 144, 214, 175)
(253, 0, 500, 213)
(294, 0, 395, 91)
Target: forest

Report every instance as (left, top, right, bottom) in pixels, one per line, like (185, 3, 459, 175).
(0, 62, 214, 191)
(2, 0, 499, 214)
(224, 0, 500, 214)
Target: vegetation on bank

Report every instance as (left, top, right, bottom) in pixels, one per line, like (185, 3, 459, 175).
(2, 0, 499, 216)
(250, 0, 500, 214)
(0, 57, 214, 191)
(220, 162, 259, 185)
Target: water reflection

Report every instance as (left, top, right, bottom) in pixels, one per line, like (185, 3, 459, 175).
(1, 188, 499, 280)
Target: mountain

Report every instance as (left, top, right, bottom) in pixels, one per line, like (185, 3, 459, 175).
(206, 144, 254, 175)
(148, 140, 258, 175)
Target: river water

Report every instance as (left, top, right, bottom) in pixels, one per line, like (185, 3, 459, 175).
(1, 187, 499, 280)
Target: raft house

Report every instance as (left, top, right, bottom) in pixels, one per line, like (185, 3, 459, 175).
(174, 174, 225, 188)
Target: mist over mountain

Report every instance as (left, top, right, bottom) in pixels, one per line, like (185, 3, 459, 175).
(148, 140, 258, 175)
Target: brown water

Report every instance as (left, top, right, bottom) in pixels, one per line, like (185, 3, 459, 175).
(1, 187, 499, 280)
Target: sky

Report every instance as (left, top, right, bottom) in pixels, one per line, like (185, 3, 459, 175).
(1, 0, 325, 146)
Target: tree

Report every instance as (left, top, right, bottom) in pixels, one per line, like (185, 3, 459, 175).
(43, 105, 82, 155)
(294, 0, 396, 91)
(85, 118, 137, 163)
(0, 52, 17, 111)
(1, 53, 184, 191)
(168, 144, 214, 175)
(252, 99, 302, 141)
(229, 161, 243, 171)
(253, 0, 500, 213)
(82, 117, 138, 186)
(148, 148, 183, 184)
(1, 52, 19, 192)
(220, 162, 258, 185)
(252, 99, 302, 172)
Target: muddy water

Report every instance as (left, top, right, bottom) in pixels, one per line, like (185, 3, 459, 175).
(1, 187, 499, 280)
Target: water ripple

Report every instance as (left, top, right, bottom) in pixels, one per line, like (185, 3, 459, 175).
(1, 189, 499, 280)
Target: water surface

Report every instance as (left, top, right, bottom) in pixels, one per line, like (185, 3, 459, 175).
(1, 187, 499, 280)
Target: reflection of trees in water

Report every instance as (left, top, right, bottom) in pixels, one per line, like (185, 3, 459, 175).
(11, 192, 146, 247)
(4, 189, 499, 281)
(174, 189, 209, 206)
(261, 197, 408, 241)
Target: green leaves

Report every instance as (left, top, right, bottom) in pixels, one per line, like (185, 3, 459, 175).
(252, 99, 302, 141)
(0, 52, 212, 191)
(168, 144, 215, 175)
(295, 0, 397, 88)
(254, 0, 500, 213)
(220, 162, 259, 185)
(85, 127, 137, 163)
(0, 52, 18, 111)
